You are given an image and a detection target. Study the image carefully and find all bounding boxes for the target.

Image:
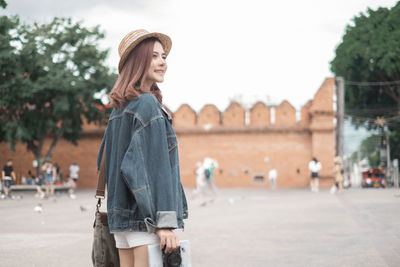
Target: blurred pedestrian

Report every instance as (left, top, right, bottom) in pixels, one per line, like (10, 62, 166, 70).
(2, 159, 16, 198)
(41, 160, 56, 197)
(308, 157, 322, 192)
(268, 168, 278, 190)
(27, 170, 35, 185)
(333, 156, 344, 194)
(203, 157, 218, 195)
(34, 174, 45, 199)
(53, 162, 62, 184)
(26, 170, 44, 198)
(68, 162, 80, 192)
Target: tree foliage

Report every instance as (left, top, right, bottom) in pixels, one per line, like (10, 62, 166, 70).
(0, 4, 116, 172)
(359, 134, 381, 167)
(331, 3, 400, 129)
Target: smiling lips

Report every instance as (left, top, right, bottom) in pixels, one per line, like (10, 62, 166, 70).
(155, 70, 164, 75)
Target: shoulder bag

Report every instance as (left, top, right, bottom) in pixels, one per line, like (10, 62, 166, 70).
(91, 146, 120, 267)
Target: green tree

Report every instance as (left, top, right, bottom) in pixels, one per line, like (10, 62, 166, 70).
(0, 0, 20, 143)
(360, 134, 381, 167)
(0, 10, 116, 174)
(331, 2, 400, 162)
(331, 2, 400, 128)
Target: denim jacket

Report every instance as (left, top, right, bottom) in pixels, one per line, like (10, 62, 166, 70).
(97, 93, 188, 233)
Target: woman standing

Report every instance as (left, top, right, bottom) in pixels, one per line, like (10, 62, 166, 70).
(308, 157, 322, 192)
(334, 156, 344, 193)
(41, 160, 56, 197)
(97, 29, 188, 267)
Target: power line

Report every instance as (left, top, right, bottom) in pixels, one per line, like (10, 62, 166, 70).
(344, 114, 400, 121)
(345, 80, 400, 86)
(345, 107, 399, 113)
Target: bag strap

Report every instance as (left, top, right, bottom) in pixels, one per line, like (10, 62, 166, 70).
(95, 144, 106, 210)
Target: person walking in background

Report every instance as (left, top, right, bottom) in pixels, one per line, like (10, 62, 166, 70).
(97, 29, 188, 267)
(203, 157, 218, 195)
(68, 162, 80, 193)
(333, 156, 344, 194)
(308, 157, 322, 192)
(53, 163, 62, 184)
(27, 170, 35, 185)
(41, 160, 56, 197)
(268, 168, 278, 190)
(32, 171, 45, 199)
(2, 159, 16, 198)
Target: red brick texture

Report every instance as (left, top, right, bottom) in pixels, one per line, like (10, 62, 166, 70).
(222, 102, 245, 127)
(250, 102, 270, 126)
(197, 104, 221, 127)
(275, 100, 297, 126)
(172, 104, 196, 128)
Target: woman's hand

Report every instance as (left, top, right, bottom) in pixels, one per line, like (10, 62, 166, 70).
(155, 229, 179, 254)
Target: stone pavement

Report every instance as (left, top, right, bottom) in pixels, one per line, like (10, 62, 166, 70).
(0, 187, 399, 267)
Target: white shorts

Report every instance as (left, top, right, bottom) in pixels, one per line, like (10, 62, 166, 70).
(112, 231, 160, 249)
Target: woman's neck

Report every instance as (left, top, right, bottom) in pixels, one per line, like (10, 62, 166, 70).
(142, 80, 153, 92)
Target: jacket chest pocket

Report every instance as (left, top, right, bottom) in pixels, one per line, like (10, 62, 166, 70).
(167, 134, 179, 175)
(167, 134, 177, 151)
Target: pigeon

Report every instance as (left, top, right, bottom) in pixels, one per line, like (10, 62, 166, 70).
(80, 205, 87, 212)
(34, 203, 43, 213)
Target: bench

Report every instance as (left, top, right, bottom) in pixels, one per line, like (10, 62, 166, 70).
(9, 184, 72, 192)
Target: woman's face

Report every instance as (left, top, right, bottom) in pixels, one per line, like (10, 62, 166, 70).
(144, 41, 167, 86)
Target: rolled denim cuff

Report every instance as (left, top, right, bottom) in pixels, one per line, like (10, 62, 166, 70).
(144, 211, 178, 233)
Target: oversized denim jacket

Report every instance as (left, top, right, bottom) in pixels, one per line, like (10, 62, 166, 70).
(97, 93, 188, 233)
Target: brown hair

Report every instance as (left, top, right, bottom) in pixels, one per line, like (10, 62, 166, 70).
(109, 37, 163, 109)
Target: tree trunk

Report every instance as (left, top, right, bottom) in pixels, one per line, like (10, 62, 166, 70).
(45, 130, 63, 162)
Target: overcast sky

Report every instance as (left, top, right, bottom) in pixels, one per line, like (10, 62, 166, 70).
(3, 0, 398, 155)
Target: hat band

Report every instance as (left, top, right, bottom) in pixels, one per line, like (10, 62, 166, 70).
(121, 32, 149, 56)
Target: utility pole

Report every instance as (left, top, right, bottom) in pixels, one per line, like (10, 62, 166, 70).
(357, 149, 361, 186)
(385, 125, 391, 169)
(385, 125, 391, 184)
(376, 117, 391, 185)
(393, 159, 399, 190)
(335, 77, 345, 159)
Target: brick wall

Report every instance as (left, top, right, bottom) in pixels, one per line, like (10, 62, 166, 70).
(197, 104, 221, 127)
(222, 102, 245, 127)
(0, 78, 335, 188)
(173, 104, 196, 128)
(249, 102, 270, 126)
(275, 100, 297, 126)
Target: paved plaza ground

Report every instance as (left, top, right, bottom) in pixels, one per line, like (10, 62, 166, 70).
(0, 187, 399, 267)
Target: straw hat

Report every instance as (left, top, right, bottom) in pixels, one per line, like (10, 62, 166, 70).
(118, 29, 172, 73)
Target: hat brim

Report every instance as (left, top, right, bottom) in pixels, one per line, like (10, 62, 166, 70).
(118, 32, 172, 73)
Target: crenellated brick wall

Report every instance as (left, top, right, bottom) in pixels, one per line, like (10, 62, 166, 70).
(249, 102, 270, 126)
(173, 104, 197, 128)
(222, 102, 245, 127)
(0, 78, 336, 188)
(274, 100, 297, 126)
(197, 104, 221, 127)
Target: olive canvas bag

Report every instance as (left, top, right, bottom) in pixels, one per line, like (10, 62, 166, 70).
(91, 146, 120, 267)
